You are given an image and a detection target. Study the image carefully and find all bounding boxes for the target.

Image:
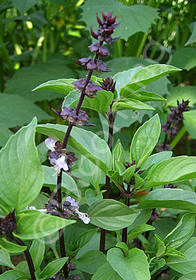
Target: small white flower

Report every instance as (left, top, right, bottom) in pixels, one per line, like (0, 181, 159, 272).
(75, 209, 90, 224)
(45, 137, 57, 151)
(66, 196, 78, 208)
(53, 155, 69, 174)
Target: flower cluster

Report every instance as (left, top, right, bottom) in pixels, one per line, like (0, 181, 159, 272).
(60, 107, 89, 126)
(74, 57, 111, 72)
(72, 78, 102, 98)
(0, 210, 16, 237)
(45, 196, 90, 224)
(99, 77, 116, 93)
(122, 161, 145, 187)
(156, 99, 189, 152)
(45, 137, 77, 173)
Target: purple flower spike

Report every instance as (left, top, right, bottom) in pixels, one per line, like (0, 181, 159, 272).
(66, 196, 79, 208)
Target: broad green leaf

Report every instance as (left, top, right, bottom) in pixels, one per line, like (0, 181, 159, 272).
(0, 123, 13, 147)
(116, 242, 129, 257)
(82, 0, 159, 40)
(0, 118, 44, 212)
(130, 114, 161, 166)
(150, 257, 166, 276)
(15, 210, 75, 240)
(92, 262, 123, 280)
(112, 141, 126, 168)
(32, 78, 75, 94)
(0, 94, 51, 129)
(75, 250, 106, 274)
(128, 224, 155, 242)
(107, 247, 150, 280)
(167, 85, 196, 107)
(138, 189, 196, 212)
(145, 156, 196, 187)
(0, 270, 25, 280)
(179, 272, 196, 280)
(12, 0, 39, 14)
(0, 238, 26, 254)
(164, 214, 195, 249)
(155, 235, 166, 257)
(30, 239, 45, 270)
(0, 248, 15, 268)
(120, 89, 165, 101)
(85, 189, 103, 206)
(184, 110, 196, 139)
(112, 98, 155, 112)
(37, 123, 112, 172)
(141, 151, 173, 170)
(39, 257, 68, 280)
(5, 55, 73, 101)
(68, 90, 114, 114)
(164, 248, 187, 259)
(185, 22, 196, 46)
(88, 199, 138, 231)
(43, 166, 80, 197)
(170, 48, 196, 71)
(167, 237, 196, 275)
(127, 64, 180, 91)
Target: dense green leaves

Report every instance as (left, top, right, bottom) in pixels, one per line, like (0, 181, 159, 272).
(130, 114, 161, 166)
(39, 257, 68, 280)
(88, 199, 138, 231)
(145, 156, 196, 187)
(139, 189, 196, 212)
(170, 48, 196, 70)
(15, 210, 75, 240)
(0, 118, 44, 212)
(32, 78, 75, 94)
(107, 247, 150, 280)
(92, 262, 123, 280)
(37, 123, 112, 172)
(82, 0, 159, 40)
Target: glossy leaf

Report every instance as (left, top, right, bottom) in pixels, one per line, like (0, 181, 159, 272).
(15, 210, 75, 240)
(0, 238, 26, 254)
(0, 248, 15, 268)
(30, 239, 45, 270)
(39, 257, 68, 280)
(88, 199, 138, 231)
(43, 166, 80, 197)
(128, 224, 155, 242)
(145, 156, 196, 187)
(32, 78, 75, 94)
(120, 89, 165, 101)
(130, 114, 161, 166)
(112, 98, 154, 112)
(0, 118, 44, 212)
(107, 247, 150, 280)
(37, 123, 112, 172)
(141, 151, 173, 170)
(0, 270, 25, 280)
(155, 235, 166, 257)
(164, 214, 195, 249)
(125, 64, 180, 92)
(92, 262, 123, 280)
(138, 189, 196, 212)
(82, 0, 159, 40)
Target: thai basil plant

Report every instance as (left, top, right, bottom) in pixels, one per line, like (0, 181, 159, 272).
(1, 10, 196, 280)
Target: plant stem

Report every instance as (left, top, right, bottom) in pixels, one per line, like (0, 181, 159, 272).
(122, 184, 131, 244)
(100, 109, 116, 252)
(170, 126, 186, 149)
(13, 236, 36, 280)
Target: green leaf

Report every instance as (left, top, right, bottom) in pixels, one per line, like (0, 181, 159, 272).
(92, 262, 123, 280)
(126, 64, 180, 92)
(155, 234, 166, 257)
(39, 257, 68, 280)
(128, 224, 155, 242)
(179, 272, 196, 280)
(0, 248, 15, 268)
(88, 199, 138, 231)
(112, 141, 126, 168)
(0, 118, 44, 212)
(112, 98, 155, 112)
(85, 189, 103, 206)
(184, 110, 196, 139)
(116, 242, 129, 257)
(15, 210, 75, 240)
(164, 248, 187, 259)
(138, 189, 196, 212)
(185, 22, 196, 46)
(0, 270, 25, 280)
(145, 156, 196, 187)
(82, 0, 159, 40)
(150, 257, 166, 276)
(0, 123, 13, 147)
(164, 214, 195, 249)
(170, 48, 196, 71)
(68, 90, 114, 115)
(130, 114, 161, 166)
(43, 166, 80, 197)
(12, 0, 39, 14)
(167, 237, 196, 275)
(141, 151, 173, 170)
(0, 238, 26, 254)
(120, 89, 165, 101)
(167, 85, 196, 107)
(32, 78, 75, 94)
(75, 250, 106, 274)
(30, 240, 45, 270)
(37, 123, 112, 172)
(107, 247, 150, 280)
(0, 94, 51, 129)
(5, 55, 74, 102)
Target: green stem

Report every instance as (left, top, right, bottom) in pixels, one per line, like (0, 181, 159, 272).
(136, 33, 147, 58)
(170, 126, 186, 149)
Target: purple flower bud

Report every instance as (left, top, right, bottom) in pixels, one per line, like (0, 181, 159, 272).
(0, 210, 16, 237)
(65, 196, 79, 208)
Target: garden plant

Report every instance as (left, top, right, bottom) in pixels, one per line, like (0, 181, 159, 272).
(0, 0, 196, 280)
